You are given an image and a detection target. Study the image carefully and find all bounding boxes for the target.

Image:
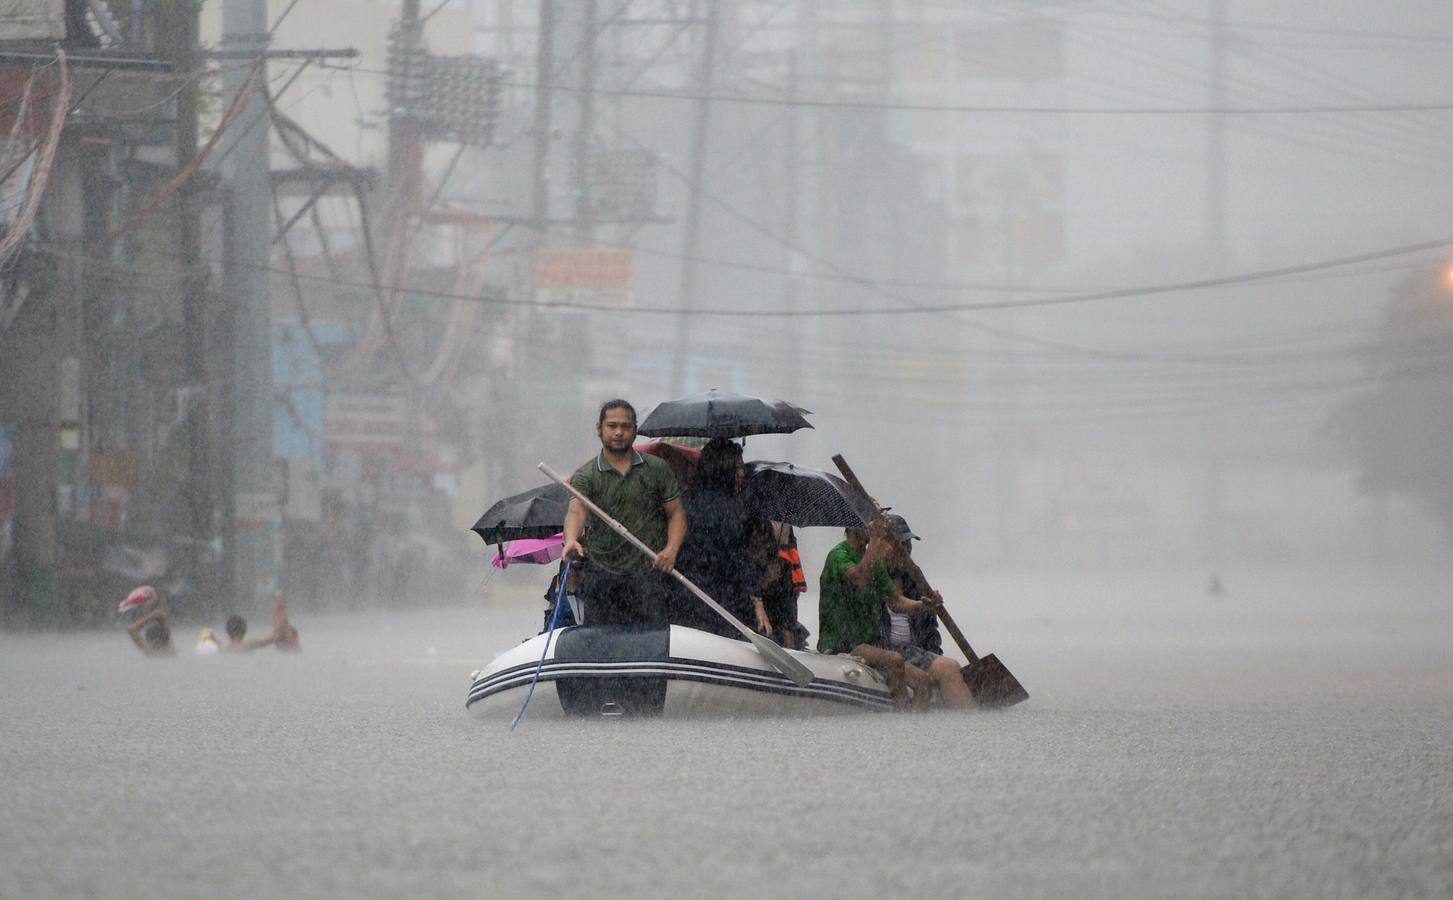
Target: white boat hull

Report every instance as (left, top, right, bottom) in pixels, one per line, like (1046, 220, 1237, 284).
(467, 624, 894, 719)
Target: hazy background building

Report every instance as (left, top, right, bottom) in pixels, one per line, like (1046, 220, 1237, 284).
(2, 1, 1451, 626)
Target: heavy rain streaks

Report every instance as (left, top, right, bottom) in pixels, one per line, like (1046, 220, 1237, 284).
(2, 2, 1453, 898)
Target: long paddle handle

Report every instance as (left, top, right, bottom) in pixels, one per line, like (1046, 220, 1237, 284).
(830, 453, 983, 665)
(538, 462, 815, 687)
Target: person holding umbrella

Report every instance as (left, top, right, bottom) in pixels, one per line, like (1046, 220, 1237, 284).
(672, 437, 765, 640)
(562, 399, 687, 625)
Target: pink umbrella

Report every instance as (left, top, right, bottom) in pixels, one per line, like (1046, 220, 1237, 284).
(491, 533, 565, 570)
(118, 585, 155, 613)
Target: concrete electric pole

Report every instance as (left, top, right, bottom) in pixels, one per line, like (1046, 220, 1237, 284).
(220, 0, 277, 613)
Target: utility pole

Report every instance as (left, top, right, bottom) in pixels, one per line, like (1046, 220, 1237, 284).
(669, 0, 719, 396)
(571, 0, 598, 241)
(388, 0, 424, 201)
(1201, 0, 1228, 570)
(1207, 0, 1227, 261)
(160, 0, 216, 617)
(220, 0, 276, 613)
(530, 0, 556, 235)
(780, 50, 801, 392)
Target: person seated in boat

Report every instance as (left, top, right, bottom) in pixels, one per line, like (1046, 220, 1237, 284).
(221, 614, 277, 653)
(817, 518, 973, 709)
(563, 399, 687, 626)
(672, 437, 761, 640)
(877, 515, 974, 709)
(127, 607, 176, 658)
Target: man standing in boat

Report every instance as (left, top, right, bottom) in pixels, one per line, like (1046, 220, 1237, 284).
(562, 399, 688, 625)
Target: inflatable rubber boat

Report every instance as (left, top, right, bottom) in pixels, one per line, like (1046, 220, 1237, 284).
(467, 624, 895, 719)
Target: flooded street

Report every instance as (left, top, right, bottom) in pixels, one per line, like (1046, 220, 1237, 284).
(3, 564, 1451, 899)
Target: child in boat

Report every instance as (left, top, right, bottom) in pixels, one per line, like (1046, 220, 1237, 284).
(541, 557, 584, 630)
(745, 518, 809, 649)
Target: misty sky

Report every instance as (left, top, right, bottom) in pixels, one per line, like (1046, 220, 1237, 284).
(229, 1, 1453, 569)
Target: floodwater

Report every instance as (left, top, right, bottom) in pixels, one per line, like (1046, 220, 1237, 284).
(2, 565, 1451, 899)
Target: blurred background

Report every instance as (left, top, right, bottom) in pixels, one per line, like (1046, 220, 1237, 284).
(1, 0, 1450, 627)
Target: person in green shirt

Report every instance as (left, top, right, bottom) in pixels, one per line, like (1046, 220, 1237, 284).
(562, 399, 687, 625)
(817, 517, 974, 709)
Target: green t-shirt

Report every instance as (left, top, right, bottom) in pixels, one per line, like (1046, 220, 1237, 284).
(816, 540, 894, 653)
(570, 450, 680, 575)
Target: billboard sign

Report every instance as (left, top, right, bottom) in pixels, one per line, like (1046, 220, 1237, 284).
(535, 248, 633, 307)
(325, 393, 408, 455)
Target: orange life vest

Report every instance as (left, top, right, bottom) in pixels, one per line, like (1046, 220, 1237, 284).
(778, 546, 806, 593)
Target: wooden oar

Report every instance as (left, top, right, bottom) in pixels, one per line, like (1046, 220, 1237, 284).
(538, 462, 816, 688)
(830, 454, 1029, 709)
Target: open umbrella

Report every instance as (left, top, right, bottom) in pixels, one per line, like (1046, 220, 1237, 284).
(470, 482, 571, 545)
(490, 533, 566, 570)
(638, 389, 812, 439)
(741, 461, 880, 528)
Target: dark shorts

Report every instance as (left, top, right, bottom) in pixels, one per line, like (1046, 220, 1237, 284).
(581, 565, 673, 626)
(896, 644, 941, 672)
(824, 642, 940, 672)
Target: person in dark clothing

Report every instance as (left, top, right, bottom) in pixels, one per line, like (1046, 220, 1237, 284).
(745, 518, 807, 649)
(888, 538, 944, 658)
(541, 557, 584, 631)
(672, 437, 763, 639)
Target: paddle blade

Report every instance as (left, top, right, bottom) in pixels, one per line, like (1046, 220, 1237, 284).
(961, 654, 1029, 709)
(748, 632, 815, 687)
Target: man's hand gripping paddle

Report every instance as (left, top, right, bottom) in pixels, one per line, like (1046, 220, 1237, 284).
(831, 454, 1029, 709)
(538, 462, 815, 688)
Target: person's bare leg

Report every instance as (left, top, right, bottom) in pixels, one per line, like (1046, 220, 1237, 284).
(929, 655, 976, 709)
(902, 663, 935, 709)
(852, 645, 907, 707)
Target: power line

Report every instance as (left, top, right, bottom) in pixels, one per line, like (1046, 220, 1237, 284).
(1092, 8, 1453, 45)
(324, 60, 1453, 115)
(34, 229, 1453, 321)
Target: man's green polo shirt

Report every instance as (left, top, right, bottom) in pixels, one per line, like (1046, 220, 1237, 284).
(570, 450, 680, 575)
(816, 540, 894, 653)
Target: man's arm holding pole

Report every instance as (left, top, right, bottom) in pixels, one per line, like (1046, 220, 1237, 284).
(655, 497, 686, 572)
(562, 497, 588, 561)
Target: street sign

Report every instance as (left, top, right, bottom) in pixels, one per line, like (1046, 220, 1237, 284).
(535, 248, 634, 307)
(325, 393, 408, 455)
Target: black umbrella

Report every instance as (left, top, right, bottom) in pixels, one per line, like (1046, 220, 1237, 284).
(470, 482, 570, 545)
(638, 389, 812, 439)
(741, 461, 879, 528)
